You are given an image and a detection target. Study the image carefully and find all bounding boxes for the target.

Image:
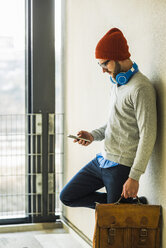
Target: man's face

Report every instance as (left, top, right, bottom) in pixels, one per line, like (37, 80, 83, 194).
(98, 59, 116, 78)
(99, 59, 121, 78)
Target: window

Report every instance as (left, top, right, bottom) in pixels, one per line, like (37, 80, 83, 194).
(0, 0, 26, 220)
(0, 0, 60, 224)
(0, 0, 25, 115)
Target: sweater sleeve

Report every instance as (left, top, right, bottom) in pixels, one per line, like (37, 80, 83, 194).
(90, 124, 107, 141)
(129, 85, 157, 181)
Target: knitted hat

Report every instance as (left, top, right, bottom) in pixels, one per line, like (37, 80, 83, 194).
(95, 28, 131, 60)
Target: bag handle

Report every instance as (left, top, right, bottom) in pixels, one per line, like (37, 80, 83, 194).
(114, 196, 141, 205)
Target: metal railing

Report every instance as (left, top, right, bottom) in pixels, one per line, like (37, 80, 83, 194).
(0, 113, 63, 221)
(48, 113, 63, 215)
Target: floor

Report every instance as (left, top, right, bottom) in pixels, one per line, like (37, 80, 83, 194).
(0, 227, 91, 248)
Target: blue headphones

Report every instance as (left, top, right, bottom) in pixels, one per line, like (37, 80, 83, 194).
(110, 62, 139, 85)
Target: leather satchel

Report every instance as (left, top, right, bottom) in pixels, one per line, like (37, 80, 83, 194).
(93, 198, 161, 248)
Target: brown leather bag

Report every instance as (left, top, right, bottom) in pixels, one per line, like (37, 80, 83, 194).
(93, 198, 161, 248)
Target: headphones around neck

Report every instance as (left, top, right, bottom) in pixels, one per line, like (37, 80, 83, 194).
(110, 62, 139, 86)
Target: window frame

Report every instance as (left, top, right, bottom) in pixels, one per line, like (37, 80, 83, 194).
(0, 0, 57, 225)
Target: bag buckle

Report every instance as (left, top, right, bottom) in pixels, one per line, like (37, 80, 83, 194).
(139, 228, 148, 244)
(140, 228, 148, 237)
(109, 228, 116, 236)
(108, 228, 116, 245)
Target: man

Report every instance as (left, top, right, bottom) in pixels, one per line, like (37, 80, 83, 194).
(60, 28, 157, 208)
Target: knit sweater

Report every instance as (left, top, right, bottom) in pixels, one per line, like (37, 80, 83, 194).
(90, 71, 157, 181)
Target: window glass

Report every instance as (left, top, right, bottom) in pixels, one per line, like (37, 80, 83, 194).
(0, 0, 26, 219)
(0, 0, 25, 114)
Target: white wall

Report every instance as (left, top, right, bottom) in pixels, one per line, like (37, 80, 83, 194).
(63, 0, 166, 245)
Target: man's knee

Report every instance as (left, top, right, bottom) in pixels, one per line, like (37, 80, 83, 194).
(59, 188, 72, 206)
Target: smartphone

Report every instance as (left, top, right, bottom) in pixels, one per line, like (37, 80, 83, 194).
(67, 134, 90, 143)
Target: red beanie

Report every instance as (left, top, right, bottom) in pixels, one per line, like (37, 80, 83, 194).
(95, 28, 131, 60)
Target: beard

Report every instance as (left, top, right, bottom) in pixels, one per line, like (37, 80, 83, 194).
(112, 61, 121, 79)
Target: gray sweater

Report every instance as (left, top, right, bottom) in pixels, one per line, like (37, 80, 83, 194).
(91, 71, 157, 181)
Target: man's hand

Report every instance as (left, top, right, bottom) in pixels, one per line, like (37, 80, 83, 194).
(121, 178, 139, 199)
(74, 130, 94, 146)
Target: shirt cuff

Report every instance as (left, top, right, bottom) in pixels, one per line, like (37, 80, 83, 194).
(129, 167, 143, 181)
(90, 131, 99, 141)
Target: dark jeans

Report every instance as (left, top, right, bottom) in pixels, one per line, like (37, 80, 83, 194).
(60, 157, 132, 209)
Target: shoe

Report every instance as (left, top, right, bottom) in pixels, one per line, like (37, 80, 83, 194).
(118, 196, 148, 204)
(138, 196, 148, 204)
(132, 196, 148, 204)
